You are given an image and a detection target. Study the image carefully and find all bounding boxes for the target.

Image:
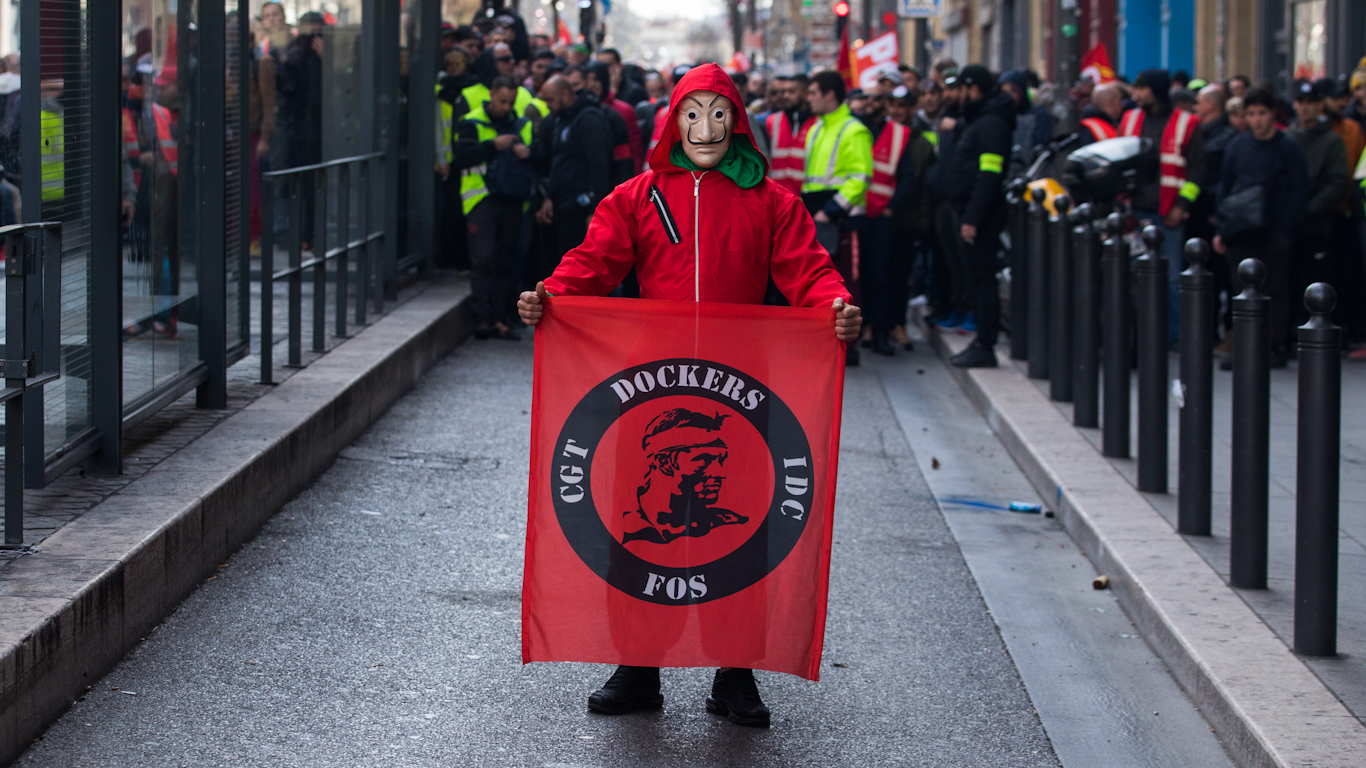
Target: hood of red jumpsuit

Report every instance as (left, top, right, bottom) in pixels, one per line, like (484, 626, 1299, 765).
(647, 63, 767, 174)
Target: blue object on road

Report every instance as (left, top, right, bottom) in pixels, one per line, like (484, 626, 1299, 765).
(1009, 501, 1043, 513)
(935, 310, 965, 329)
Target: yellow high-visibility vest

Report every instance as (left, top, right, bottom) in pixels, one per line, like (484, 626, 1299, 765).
(801, 103, 872, 215)
(459, 106, 534, 216)
(41, 109, 64, 202)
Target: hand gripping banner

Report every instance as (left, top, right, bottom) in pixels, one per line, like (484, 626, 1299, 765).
(522, 297, 845, 680)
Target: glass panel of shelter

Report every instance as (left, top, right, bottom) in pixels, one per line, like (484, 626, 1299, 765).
(121, 0, 200, 405)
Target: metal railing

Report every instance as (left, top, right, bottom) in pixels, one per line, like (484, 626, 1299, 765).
(0, 222, 62, 547)
(259, 152, 386, 384)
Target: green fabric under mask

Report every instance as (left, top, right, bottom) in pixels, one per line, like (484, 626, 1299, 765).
(669, 134, 766, 189)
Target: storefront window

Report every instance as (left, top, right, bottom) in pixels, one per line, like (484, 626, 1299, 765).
(1293, 0, 1327, 81)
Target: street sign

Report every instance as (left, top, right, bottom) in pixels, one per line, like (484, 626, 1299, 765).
(898, 0, 941, 18)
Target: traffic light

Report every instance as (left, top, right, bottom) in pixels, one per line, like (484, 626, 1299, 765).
(833, 0, 849, 38)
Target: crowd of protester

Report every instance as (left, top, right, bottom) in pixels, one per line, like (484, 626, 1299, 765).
(398, 1, 1366, 365)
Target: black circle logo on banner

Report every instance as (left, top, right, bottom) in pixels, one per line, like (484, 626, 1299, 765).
(551, 359, 814, 605)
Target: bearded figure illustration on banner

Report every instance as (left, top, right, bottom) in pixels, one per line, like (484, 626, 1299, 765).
(518, 63, 861, 729)
(624, 409, 747, 546)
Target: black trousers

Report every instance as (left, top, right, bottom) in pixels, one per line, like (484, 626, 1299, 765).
(437, 173, 469, 270)
(959, 217, 1005, 347)
(863, 217, 917, 341)
(549, 203, 594, 278)
(468, 197, 524, 325)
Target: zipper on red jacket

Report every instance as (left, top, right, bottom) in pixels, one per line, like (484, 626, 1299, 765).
(691, 171, 705, 301)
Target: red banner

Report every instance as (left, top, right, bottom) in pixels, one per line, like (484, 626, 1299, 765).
(522, 297, 845, 681)
(1081, 42, 1117, 84)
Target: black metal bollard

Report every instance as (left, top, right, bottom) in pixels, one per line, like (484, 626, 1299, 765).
(1071, 203, 1101, 427)
(1230, 258, 1270, 590)
(1027, 187, 1050, 379)
(1178, 238, 1214, 535)
(1136, 226, 1169, 493)
(1007, 179, 1029, 361)
(1049, 195, 1074, 401)
(1294, 283, 1341, 656)
(1101, 213, 1131, 458)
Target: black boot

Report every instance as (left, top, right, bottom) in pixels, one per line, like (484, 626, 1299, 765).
(950, 342, 998, 368)
(706, 668, 770, 727)
(587, 666, 663, 715)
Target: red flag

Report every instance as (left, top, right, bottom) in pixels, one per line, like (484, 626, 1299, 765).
(1080, 42, 1117, 84)
(836, 24, 856, 90)
(523, 297, 846, 681)
(556, 18, 572, 47)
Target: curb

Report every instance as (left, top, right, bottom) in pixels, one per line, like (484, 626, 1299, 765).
(0, 278, 472, 765)
(920, 319, 1366, 768)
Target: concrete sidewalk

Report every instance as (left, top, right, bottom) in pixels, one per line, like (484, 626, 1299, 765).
(0, 274, 472, 765)
(920, 318, 1366, 768)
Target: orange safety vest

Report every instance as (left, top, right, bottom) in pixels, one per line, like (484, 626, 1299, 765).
(766, 110, 816, 195)
(122, 109, 142, 187)
(152, 104, 178, 176)
(864, 121, 910, 218)
(1081, 116, 1119, 142)
(1120, 107, 1197, 216)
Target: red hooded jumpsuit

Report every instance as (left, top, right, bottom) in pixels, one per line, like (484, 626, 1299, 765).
(542, 64, 851, 309)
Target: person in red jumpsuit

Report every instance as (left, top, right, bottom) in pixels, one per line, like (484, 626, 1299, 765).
(518, 63, 861, 728)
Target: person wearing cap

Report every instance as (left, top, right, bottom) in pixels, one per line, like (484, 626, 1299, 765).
(943, 64, 1014, 368)
(454, 25, 485, 59)
(763, 74, 816, 197)
(516, 66, 859, 725)
(856, 89, 888, 133)
(863, 86, 934, 355)
(441, 21, 458, 61)
(1288, 79, 1350, 336)
(876, 69, 902, 97)
(1121, 68, 1206, 343)
(1318, 76, 1365, 173)
(802, 71, 874, 365)
(846, 88, 869, 117)
(932, 58, 958, 87)
(1346, 68, 1366, 126)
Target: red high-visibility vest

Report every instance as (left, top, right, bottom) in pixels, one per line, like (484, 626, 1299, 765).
(152, 104, 178, 176)
(122, 109, 142, 187)
(766, 110, 816, 195)
(1120, 107, 1197, 215)
(864, 120, 910, 217)
(1081, 116, 1119, 142)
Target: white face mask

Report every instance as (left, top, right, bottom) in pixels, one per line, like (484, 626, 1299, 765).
(676, 90, 735, 168)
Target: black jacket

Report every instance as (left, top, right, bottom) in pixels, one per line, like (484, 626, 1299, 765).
(888, 126, 936, 233)
(530, 91, 613, 211)
(581, 89, 634, 184)
(948, 91, 1016, 229)
(1217, 130, 1308, 243)
(1287, 117, 1350, 237)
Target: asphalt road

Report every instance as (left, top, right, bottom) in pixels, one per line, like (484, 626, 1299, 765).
(14, 332, 1209, 767)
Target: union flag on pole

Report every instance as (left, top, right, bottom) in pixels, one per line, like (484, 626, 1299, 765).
(1080, 42, 1117, 84)
(522, 297, 845, 681)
